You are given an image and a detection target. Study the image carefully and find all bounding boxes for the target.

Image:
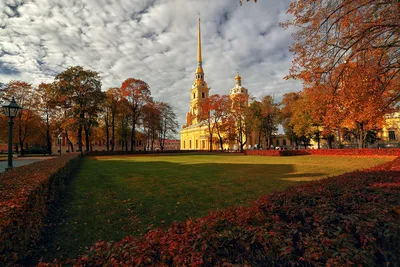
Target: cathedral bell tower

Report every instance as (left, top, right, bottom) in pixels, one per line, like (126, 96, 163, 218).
(186, 16, 210, 126)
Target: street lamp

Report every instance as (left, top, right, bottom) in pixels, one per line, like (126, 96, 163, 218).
(2, 97, 22, 170)
(58, 133, 62, 155)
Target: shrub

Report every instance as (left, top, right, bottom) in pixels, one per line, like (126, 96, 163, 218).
(0, 153, 81, 265)
(246, 148, 400, 157)
(66, 157, 400, 266)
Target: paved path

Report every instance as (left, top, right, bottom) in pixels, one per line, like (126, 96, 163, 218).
(0, 156, 56, 173)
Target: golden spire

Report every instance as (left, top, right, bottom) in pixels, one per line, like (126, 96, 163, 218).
(195, 14, 204, 78)
(197, 14, 202, 68)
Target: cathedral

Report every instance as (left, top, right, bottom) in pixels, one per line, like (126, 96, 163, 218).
(180, 17, 251, 151)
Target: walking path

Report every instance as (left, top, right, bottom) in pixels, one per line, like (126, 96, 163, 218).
(0, 156, 56, 173)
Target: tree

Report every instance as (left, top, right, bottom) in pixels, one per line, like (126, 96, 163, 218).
(230, 94, 252, 151)
(35, 83, 58, 155)
(213, 95, 232, 150)
(157, 102, 178, 151)
(280, 92, 300, 148)
(259, 96, 280, 148)
(283, 1, 400, 148)
(54, 66, 103, 153)
(120, 78, 151, 152)
(284, 0, 399, 87)
(1, 81, 36, 156)
(105, 87, 122, 151)
(199, 95, 218, 151)
(117, 98, 131, 152)
(199, 94, 232, 151)
(142, 101, 160, 151)
(332, 61, 396, 148)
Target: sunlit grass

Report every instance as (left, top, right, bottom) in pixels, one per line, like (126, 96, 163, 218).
(36, 153, 394, 261)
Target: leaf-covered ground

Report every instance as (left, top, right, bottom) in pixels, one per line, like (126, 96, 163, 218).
(31, 153, 394, 262)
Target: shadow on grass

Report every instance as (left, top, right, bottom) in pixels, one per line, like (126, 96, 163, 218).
(28, 157, 326, 264)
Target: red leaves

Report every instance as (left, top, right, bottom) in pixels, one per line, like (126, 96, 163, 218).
(246, 148, 400, 157)
(0, 153, 80, 265)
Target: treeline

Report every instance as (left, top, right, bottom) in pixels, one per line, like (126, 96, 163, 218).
(195, 93, 280, 151)
(280, 0, 399, 149)
(0, 66, 178, 156)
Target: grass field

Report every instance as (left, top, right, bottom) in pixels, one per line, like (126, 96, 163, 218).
(35, 153, 394, 261)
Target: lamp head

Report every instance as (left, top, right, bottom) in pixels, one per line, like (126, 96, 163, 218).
(2, 97, 21, 119)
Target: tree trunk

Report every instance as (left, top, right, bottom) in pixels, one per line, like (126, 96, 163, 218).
(111, 113, 115, 152)
(131, 122, 136, 152)
(209, 134, 213, 152)
(18, 114, 24, 156)
(356, 123, 365, 149)
(46, 112, 52, 155)
(84, 124, 90, 152)
(327, 135, 333, 149)
(65, 130, 74, 152)
(106, 109, 110, 152)
(78, 113, 84, 153)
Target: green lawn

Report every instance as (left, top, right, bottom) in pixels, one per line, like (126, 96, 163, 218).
(35, 153, 394, 261)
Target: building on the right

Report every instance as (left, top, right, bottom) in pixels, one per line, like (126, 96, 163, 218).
(377, 112, 400, 147)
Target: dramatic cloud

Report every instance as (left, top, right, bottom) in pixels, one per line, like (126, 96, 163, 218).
(0, 0, 301, 126)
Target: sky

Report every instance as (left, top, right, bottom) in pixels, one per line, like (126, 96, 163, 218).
(0, 0, 302, 126)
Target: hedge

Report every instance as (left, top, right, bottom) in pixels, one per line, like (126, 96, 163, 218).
(56, 156, 400, 266)
(0, 153, 81, 265)
(246, 148, 400, 156)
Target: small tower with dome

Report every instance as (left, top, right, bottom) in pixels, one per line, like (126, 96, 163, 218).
(230, 70, 249, 106)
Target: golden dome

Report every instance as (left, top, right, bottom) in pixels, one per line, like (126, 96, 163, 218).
(235, 69, 241, 80)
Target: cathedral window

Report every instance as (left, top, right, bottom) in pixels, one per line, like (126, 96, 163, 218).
(193, 93, 196, 99)
(202, 92, 205, 98)
(196, 140, 198, 148)
(183, 141, 185, 149)
(389, 131, 396, 141)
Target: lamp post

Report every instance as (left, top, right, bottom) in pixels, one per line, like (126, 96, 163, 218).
(58, 133, 62, 155)
(2, 97, 22, 170)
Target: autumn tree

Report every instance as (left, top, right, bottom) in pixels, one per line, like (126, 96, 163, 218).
(53, 66, 104, 153)
(256, 96, 280, 148)
(229, 94, 252, 151)
(1, 81, 36, 156)
(199, 96, 218, 151)
(198, 94, 232, 151)
(35, 83, 58, 154)
(331, 61, 397, 148)
(120, 78, 151, 152)
(105, 87, 122, 151)
(157, 102, 178, 151)
(284, 0, 399, 86)
(117, 98, 131, 151)
(213, 95, 232, 150)
(142, 101, 160, 151)
(280, 92, 300, 148)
